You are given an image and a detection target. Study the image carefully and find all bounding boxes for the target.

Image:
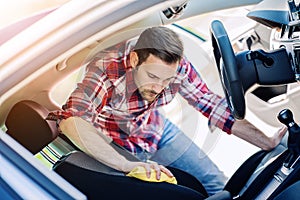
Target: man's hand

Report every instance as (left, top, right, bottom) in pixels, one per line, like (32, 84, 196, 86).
(122, 161, 174, 180)
(269, 126, 288, 149)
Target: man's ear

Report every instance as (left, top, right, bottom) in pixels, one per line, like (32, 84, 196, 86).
(130, 51, 139, 68)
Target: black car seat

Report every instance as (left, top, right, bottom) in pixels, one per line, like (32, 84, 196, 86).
(5, 100, 59, 154)
(4, 100, 212, 199)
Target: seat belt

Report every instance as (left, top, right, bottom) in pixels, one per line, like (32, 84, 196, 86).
(237, 150, 289, 200)
(224, 150, 268, 196)
(268, 158, 300, 199)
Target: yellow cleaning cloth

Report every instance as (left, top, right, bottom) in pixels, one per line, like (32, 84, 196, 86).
(126, 166, 177, 184)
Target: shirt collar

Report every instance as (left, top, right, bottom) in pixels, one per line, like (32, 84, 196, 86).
(125, 68, 138, 98)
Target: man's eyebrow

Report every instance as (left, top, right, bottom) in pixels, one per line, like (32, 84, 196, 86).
(165, 76, 175, 81)
(147, 71, 175, 81)
(147, 71, 159, 79)
(166, 76, 176, 80)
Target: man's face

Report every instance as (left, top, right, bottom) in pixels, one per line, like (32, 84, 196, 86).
(131, 53, 178, 102)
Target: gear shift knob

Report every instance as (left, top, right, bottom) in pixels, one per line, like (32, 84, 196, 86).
(277, 109, 300, 164)
(277, 109, 296, 128)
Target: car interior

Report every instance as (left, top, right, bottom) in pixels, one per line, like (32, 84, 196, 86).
(1, 0, 300, 199)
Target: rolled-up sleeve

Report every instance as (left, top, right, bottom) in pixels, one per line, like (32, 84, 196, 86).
(177, 59, 235, 134)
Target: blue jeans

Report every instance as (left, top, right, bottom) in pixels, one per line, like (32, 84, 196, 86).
(135, 118, 227, 196)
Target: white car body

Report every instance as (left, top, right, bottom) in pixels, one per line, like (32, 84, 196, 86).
(1, 0, 298, 199)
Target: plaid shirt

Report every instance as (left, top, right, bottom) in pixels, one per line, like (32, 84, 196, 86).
(48, 39, 234, 154)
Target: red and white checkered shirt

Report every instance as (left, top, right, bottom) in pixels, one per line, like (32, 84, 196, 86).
(48, 40, 234, 154)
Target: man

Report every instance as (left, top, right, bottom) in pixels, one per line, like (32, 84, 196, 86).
(48, 26, 286, 196)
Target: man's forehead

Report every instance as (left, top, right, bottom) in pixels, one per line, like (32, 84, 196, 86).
(141, 63, 178, 75)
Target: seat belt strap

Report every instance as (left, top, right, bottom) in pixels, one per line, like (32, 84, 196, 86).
(224, 150, 268, 196)
(239, 150, 289, 200)
(268, 159, 300, 199)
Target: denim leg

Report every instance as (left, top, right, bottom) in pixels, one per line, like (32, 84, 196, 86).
(149, 118, 228, 196)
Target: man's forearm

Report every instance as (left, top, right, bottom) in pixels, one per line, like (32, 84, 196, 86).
(231, 119, 287, 151)
(59, 116, 130, 172)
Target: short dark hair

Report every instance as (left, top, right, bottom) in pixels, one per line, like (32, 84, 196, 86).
(134, 26, 183, 66)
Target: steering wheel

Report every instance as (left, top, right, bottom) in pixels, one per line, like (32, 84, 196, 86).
(210, 20, 245, 119)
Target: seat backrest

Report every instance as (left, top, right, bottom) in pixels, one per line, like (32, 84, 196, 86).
(5, 100, 59, 154)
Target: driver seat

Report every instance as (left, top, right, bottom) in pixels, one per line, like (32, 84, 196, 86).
(4, 100, 213, 199)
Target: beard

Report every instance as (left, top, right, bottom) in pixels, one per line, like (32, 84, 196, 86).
(139, 89, 159, 102)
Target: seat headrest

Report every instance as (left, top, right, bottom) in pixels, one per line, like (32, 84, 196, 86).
(5, 100, 59, 154)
